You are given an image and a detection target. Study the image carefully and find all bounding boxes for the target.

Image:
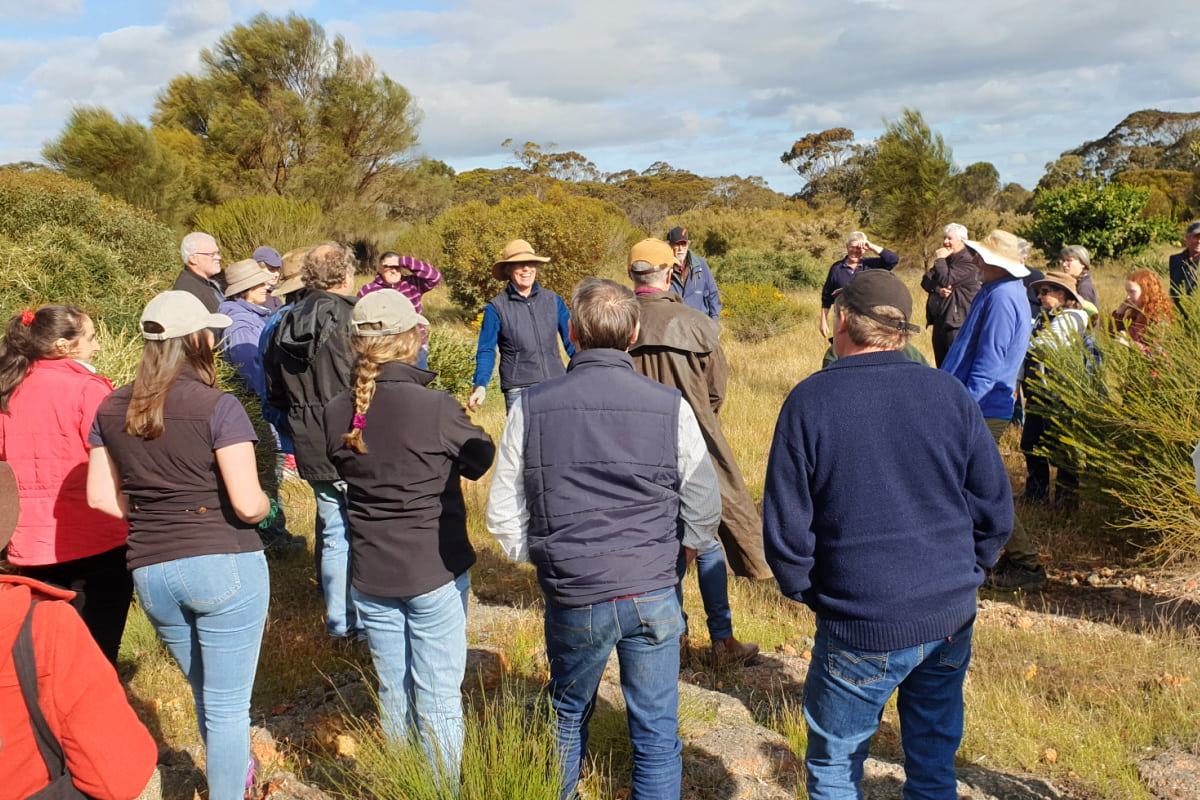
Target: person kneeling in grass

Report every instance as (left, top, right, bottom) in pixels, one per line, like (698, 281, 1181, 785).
(324, 290, 494, 785)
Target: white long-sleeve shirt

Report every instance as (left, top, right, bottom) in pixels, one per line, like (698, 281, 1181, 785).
(486, 394, 721, 563)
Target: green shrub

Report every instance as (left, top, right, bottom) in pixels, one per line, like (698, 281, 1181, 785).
(436, 186, 630, 312)
(0, 171, 175, 334)
(709, 248, 826, 290)
(719, 282, 803, 343)
(428, 329, 478, 400)
(1019, 180, 1176, 262)
(193, 194, 326, 262)
(1034, 296, 1200, 563)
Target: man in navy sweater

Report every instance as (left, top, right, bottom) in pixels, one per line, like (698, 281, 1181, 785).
(764, 270, 1010, 800)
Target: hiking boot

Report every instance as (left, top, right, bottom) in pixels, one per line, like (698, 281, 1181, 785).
(710, 636, 759, 666)
(984, 558, 1047, 591)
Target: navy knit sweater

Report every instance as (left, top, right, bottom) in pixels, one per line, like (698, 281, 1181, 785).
(763, 350, 1011, 651)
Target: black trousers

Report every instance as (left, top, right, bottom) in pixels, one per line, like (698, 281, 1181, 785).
(19, 545, 133, 666)
(931, 324, 960, 368)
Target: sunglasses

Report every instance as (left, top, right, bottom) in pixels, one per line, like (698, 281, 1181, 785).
(1035, 287, 1064, 297)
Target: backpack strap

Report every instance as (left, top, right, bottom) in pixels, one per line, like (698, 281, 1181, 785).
(13, 600, 69, 781)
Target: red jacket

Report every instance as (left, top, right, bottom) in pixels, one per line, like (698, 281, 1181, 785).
(0, 359, 128, 565)
(0, 575, 157, 800)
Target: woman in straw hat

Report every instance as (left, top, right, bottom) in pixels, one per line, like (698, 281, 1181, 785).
(87, 291, 274, 800)
(466, 239, 575, 412)
(0, 304, 132, 665)
(218, 259, 275, 396)
(324, 290, 494, 783)
(1020, 271, 1090, 505)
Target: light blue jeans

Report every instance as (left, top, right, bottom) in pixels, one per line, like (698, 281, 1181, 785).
(309, 480, 359, 637)
(352, 572, 470, 784)
(133, 551, 269, 800)
(803, 624, 974, 800)
(545, 586, 685, 800)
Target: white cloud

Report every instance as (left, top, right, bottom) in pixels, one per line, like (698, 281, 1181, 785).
(0, 0, 81, 20)
(1, 0, 1197, 188)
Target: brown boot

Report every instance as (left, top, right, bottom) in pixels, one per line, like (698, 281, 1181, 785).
(711, 636, 759, 666)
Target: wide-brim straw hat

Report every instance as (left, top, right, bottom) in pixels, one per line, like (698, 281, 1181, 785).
(223, 259, 274, 297)
(491, 239, 550, 281)
(1029, 270, 1084, 307)
(964, 229, 1030, 278)
(273, 246, 313, 297)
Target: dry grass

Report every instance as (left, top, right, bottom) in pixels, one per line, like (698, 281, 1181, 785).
(114, 269, 1200, 800)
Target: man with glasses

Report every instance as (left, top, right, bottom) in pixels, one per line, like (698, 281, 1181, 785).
(175, 232, 226, 312)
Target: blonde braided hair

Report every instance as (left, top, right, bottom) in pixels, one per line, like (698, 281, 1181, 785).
(342, 325, 422, 454)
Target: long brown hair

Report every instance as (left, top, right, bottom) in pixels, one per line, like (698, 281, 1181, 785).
(124, 329, 217, 439)
(341, 326, 422, 454)
(0, 305, 89, 413)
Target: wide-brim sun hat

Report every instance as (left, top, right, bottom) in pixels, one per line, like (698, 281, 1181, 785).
(141, 291, 232, 340)
(965, 229, 1030, 278)
(1029, 270, 1084, 307)
(491, 239, 550, 281)
(273, 246, 313, 297)
(223, 259, 274, 297)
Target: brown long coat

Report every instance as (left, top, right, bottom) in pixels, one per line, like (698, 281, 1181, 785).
(629, 291, 770, 579)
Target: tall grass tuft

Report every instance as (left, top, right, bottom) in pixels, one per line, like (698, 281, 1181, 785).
(335, 682, 563, 800)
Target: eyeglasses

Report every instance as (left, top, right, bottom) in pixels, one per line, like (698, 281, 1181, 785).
(380, 264, 403, 271)
(1035, 287, 1062, 296)
(195, 251, 222, 259)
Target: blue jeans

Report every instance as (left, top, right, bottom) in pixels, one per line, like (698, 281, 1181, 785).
(309, 480, 359, 637)
(545, 586, 685, 800)
(677, 537, 732, 642)
(352, 573, 470, 783)
(133, 552, 269, 800)
(803, 624, 974, 800)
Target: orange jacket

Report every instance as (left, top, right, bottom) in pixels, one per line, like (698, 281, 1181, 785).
(0, 575, 156, 800)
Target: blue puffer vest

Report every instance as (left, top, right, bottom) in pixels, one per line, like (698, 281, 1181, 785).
(489, 282, 567, 391)
(521, 349, 682, 607)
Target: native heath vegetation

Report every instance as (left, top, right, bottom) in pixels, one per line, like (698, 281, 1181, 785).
(4, 12, 1200, 799)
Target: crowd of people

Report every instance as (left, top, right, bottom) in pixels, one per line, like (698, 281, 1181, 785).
(1, 217, 1197, 800)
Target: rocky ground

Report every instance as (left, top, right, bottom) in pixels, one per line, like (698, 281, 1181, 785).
(146, 565, 1200, 800)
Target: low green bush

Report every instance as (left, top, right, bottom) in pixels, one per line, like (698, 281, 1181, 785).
(709, 248, 826, 290)
(1034, 294, 1200, 563)
(428, 329, 479, 400)
(719, 282, 803, 343)
(193, 194, 325, 262)
(436, 186, 630, 312)
(0, 171, 175, 334)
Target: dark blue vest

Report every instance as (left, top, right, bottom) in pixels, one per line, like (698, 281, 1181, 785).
(521, 349, 682, 607)
(489, 282, 567, 391)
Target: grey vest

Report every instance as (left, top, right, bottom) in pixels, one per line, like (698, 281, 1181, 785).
(521, 349, 682, 607)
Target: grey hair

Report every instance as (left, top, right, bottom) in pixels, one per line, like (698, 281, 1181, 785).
(1017, 238, 1032, 261)
(1060, 244, 1091, 270)
(846, 231, 867, 246)
(629, 264, 670, 288)
(1185, 220, 1200, 236)
(570, 278, 640, 351)
(943, 223, 968, 242)
(180, 232, 216, 266)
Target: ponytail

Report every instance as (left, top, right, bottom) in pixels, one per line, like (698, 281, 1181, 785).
(0, 305, 88, 413)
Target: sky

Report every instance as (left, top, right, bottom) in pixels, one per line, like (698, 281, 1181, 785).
(1, 0, 1198, 194)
